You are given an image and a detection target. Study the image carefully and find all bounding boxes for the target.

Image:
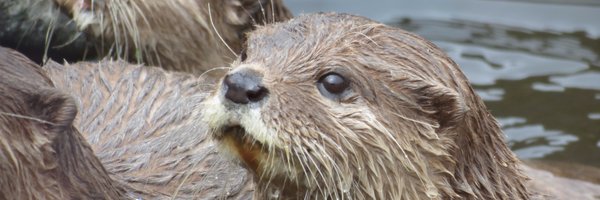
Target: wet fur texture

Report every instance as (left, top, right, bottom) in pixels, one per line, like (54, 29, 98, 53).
(203, 13, 530, 199)
(0, 47, 125, 199)
(44, 59, 253, 199)
(54, 0, 292, 74)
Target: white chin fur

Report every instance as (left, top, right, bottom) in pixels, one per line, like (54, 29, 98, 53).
(202, 95, 283, 148)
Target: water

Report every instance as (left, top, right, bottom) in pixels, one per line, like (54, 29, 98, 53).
(285, 0, 600, 167)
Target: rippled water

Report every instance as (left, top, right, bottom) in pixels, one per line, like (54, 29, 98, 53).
(286, 0, 600, 167)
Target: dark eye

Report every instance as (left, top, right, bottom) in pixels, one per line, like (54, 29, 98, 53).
(317, 72, 350, 99)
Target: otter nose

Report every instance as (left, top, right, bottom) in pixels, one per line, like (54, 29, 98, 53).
(223, 70, 268, 104)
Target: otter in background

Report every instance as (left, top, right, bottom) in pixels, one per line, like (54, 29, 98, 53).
(0, 0, 96, 63)
(54, 0, 292, 75)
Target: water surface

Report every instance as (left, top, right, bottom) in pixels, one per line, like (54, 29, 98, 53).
(286, 0, 600, 167)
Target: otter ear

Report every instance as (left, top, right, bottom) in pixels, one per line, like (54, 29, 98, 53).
(410, 83, 467, 129)
(28, 89, 78, 132)
(224, 0, 292, 26)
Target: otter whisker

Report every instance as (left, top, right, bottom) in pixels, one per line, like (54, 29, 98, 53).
(389, 110, 439, 129)
(291, 147, 312, 190)
(287, 145, 304, 194)
(0, 111, 58, 126)
(308, 136, 339, 198)
(207, 3, 237, 57)
(42, 12, 56, 64)
(198, 67, 232, 80)
(270, 0, 275, 24)
(97, 8, 107, 54)
(320, 144, 347, 198)
(107, 2, 123, 58)
(297, 147, 328, 198)
(308, 147, 335, 199)
(240, 5, 258, 26)
(262, 144, 278, 198)
(258, 0, 267, 25)
(254, 134, 273, 194)
(52, 32, 84, 49)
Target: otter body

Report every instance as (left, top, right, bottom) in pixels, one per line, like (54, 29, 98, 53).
(44, 59, 253, 199)
(54, 0, 292, 75)
(1, 46, 254, 199)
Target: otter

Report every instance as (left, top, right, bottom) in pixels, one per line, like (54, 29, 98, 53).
(0, 46, 253, 199)
(0, 47, 124, 199)
(201, 13, 533, 199)
(53, 0, 292, 75)
(43, 59, 253, 199)
(0, 0, 95, 63)
(3, 12, 600, 198)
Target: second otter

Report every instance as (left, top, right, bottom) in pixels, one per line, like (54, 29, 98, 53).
(54, 0, 292, 75)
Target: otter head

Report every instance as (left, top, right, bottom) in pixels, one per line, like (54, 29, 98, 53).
(53, 0, 291, 74)
(203, 13, 529, 199)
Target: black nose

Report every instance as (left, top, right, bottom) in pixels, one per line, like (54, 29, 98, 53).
(223, 69, 268, 104)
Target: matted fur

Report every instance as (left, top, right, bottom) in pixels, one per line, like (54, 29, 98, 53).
(54, 0, 292, 74)
(44, 59, 253, 199)
(0, 47, 125, 199)
(203, 13, 531, 199)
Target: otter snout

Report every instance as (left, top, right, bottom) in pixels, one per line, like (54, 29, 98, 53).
(223, 69, 268, 104)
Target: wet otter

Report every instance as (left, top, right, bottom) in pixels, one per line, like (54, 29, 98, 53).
(202, 13, 531, 199)
(0, 47, 124, 199)
(0, 46, 252, 199)
(3, 11, 600, 198)
(53, 0, 292, 74)
(43, 58, 253, 198)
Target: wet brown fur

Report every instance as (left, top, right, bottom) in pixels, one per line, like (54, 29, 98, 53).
(0, 47, 126, 199)
(54, 0, 292, 75)
(0, 46, 253, 199)
(204, 13, 531, 199)
(44, 58, 253, 199)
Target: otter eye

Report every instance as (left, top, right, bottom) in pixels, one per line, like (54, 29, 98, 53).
(317, 72, 350, 99)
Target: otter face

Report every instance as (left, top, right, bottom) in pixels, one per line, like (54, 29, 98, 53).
(204, 13, 524, 199)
